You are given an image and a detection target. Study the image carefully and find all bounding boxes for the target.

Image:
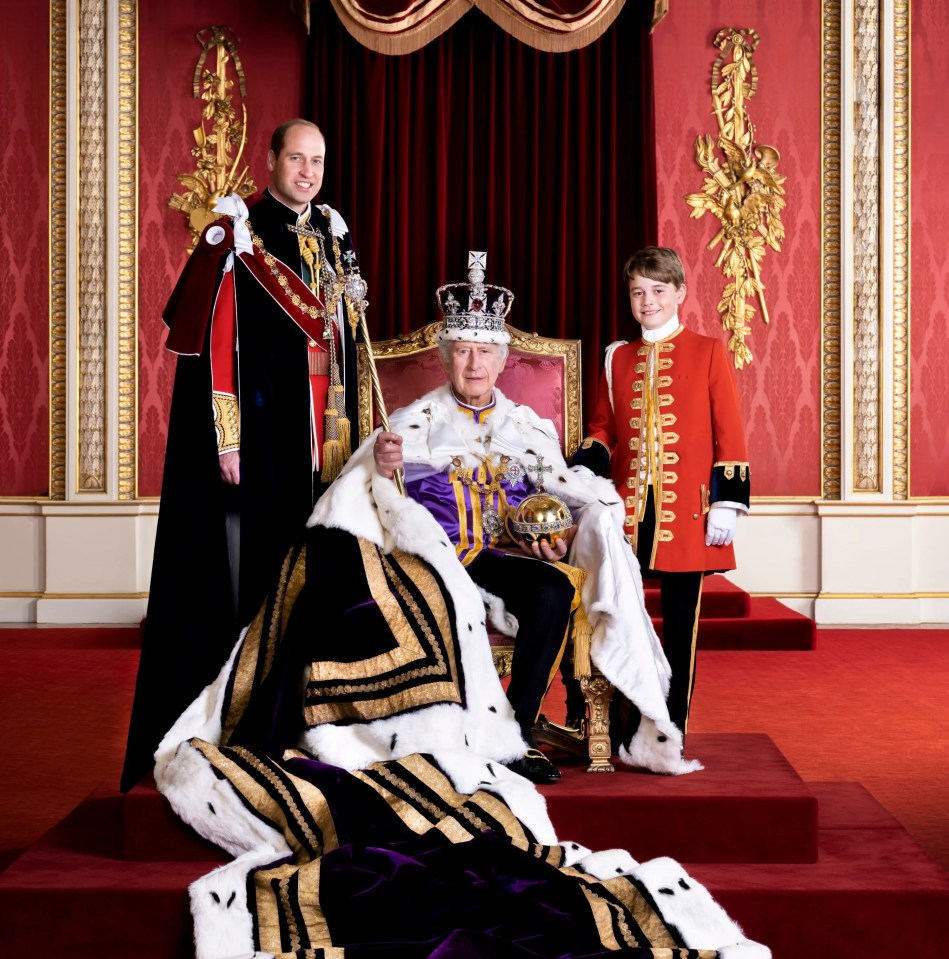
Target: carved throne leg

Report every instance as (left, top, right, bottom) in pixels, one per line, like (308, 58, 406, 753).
(579, 671, 615, 773)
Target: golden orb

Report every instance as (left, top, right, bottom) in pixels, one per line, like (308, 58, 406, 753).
(511, 493, 574, 546)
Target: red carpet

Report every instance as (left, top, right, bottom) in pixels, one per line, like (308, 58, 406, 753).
(1, 616, 947, 957)
(646, 574, 817, 650)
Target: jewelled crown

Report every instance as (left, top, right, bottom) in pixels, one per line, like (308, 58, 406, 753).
(435, 251, 514, 345)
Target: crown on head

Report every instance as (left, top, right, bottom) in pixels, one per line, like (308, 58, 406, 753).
(435, 251, 513, 345)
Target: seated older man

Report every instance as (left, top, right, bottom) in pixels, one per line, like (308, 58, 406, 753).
(374, 316, 575, 782)
(371, 253, 699, 784)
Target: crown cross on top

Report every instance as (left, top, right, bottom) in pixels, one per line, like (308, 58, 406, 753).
(435, 251, 514, 345)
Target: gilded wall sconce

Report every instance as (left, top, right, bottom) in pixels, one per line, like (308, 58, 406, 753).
(685, 28, 786, 369)
(168, 25, 257, 251)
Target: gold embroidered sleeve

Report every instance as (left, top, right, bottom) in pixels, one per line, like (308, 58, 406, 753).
(212, 392, 241, 454)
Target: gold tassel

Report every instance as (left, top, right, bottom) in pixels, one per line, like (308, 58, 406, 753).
(337, 413, 352, 461)
(321, 438, 344, 483)
(570, 603, 593, 678)
(553, 561, 592, 677)
(321, 385, 350, 483)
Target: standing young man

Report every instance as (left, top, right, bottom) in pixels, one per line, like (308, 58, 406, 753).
(121, 120, 361, 790)
(574, 246, 750, 743)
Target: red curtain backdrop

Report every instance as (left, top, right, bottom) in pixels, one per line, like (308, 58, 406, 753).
(651, 1, 823, 498)
(307, 0, 656, 426)
(0, 3, 50, 497)
(137, 1, 307, 497)
(910, 0, 949, 497)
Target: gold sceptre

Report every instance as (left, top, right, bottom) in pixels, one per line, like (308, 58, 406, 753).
(343, 266, 406, 496)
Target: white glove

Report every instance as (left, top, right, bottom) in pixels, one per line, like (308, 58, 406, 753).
(705, 505, 737, 547)
(212, 194, 254, 256)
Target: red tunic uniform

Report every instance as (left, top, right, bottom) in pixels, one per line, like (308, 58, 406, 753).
(585, 326, 750, 574)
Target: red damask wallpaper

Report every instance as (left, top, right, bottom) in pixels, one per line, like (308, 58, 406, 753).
(137, 1, 307, 497)
(0, 4, 50, 497)
(651, 0, 823, 498)
(910, 0, 949, 497)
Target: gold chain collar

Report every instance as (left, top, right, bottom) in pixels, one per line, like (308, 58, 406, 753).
(246, 208, 346, 322)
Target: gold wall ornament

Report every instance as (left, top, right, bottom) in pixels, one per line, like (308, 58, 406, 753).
(685, 27, 786, 369)
(168, 25, 256, 250)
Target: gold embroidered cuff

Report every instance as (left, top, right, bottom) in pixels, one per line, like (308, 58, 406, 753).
(212, 391, 240, 453)
(715, 461, 751, 482)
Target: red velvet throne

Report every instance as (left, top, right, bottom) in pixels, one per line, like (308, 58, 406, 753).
(357, 322, 616, 771)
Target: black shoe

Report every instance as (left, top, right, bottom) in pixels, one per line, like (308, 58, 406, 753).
(506, 749, 561, 784)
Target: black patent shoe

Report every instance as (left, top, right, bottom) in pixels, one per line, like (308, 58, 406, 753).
(506, 748, 561, 784)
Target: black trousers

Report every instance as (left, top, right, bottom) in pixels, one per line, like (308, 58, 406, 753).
(637, 495, 704, 736)
(467, 550, 575, 745)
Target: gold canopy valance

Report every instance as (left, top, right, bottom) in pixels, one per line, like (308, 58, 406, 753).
(322, 0, 641, 54)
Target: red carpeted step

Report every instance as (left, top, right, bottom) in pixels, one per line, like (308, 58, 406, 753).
(0, 624, 143, 649)
(4, 781, 945, 959)
(123, 734, 816, 866)
(693, 596, 816, 650)
(643, 573, 752, 618)
(542, 732, 818, 864)
(123, 778, 228, 863)
(689, 781, 949, 958)
(642, 576, 817, 651)
(0, 792, 211, 959)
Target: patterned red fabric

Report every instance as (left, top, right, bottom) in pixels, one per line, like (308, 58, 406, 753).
(0, 3, 50, 496)
(910, 0, 949, 496)
(136, 0, 307, 497)
(651, 3, 823, 497)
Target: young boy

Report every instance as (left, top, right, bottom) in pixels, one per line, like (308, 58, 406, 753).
(573, 246, 750, 741)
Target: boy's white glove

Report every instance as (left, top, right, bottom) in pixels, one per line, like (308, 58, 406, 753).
(705, 505, 737, 547)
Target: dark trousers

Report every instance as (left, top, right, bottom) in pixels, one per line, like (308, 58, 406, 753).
(467, 550, 575, 745)
(637, 495, 704, 736)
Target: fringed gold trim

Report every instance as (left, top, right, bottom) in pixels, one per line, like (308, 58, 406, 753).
(481, 0, 625, 54)
(320, 382, 350, 483)
(328, 0, 626, 56)
(329, 0, 470, 55)
(321, 437, 345, 484)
